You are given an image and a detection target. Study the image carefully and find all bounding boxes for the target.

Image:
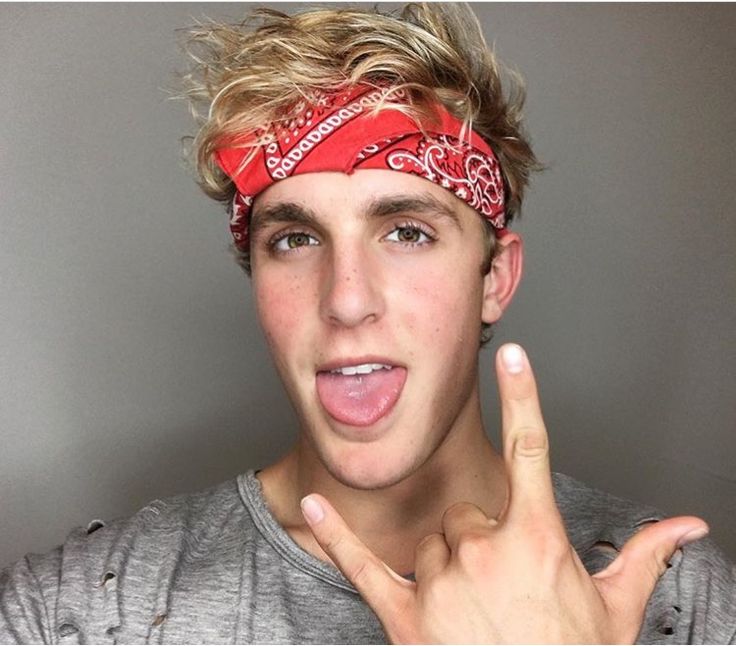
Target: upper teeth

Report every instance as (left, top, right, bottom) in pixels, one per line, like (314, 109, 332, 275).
(330, 363, 393, 376)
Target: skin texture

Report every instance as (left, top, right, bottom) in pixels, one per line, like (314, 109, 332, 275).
(252, 170, 515, 489)
(250, 168, 707, 641)
(253, 168, 519, 573)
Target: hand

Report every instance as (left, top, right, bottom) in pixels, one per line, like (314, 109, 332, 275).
(300, 343, 709, 644)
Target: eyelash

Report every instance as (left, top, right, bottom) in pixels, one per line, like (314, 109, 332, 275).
(266, 220, 437, 255)
(384, 220, 437, 247)
(269, 230, 320, 254)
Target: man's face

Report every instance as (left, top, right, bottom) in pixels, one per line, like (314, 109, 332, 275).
(250, 169, 506, 490)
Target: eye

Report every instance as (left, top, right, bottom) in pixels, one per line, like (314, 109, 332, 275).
(384, 223, 435, 246)
(271, 231, 320, 252)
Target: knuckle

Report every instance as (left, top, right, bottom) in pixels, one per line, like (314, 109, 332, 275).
(416, 532, 444, 555)
(347, 558, 374, 589)
(553, 541, 576, 569)
(535, 544, 576, 584)
(442, 501, 475, 524)
(519, 526, 569, 567)
(539, 534, 569, 563)
(512, 426, 549, 460)
(455, 530, 492, 567)
(504, 386, 536, 404)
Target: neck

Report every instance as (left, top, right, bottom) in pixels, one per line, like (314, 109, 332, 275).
(257, 392, 508, 575)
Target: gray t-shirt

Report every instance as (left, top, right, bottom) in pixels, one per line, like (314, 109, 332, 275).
(1, 471, 734, 644)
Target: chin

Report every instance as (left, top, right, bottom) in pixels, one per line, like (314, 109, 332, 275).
(299, 385, 460, 491)
(318, 439, 428, 491)
(327, 464, 409, 491)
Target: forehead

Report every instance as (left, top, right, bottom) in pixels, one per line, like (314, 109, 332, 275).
(251, 168, 481, 228)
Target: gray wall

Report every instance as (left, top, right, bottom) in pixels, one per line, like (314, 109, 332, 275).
(1, 3, 734, 569)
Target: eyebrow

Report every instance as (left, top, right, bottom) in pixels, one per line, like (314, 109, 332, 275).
(250, 191, 463, 239)
(249, 202, 319, 241)
(364, 193, 463, 229)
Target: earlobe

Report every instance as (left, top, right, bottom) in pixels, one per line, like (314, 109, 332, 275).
(481, 233, 524, 324)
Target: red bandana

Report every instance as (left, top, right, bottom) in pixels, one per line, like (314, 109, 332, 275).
(215, 85, 507, 250)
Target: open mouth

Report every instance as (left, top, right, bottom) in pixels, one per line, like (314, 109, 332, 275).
(315, 361, 407, 427)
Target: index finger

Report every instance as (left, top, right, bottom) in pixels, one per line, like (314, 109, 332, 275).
(496, 343, 558, 522)
(300, 494, 414, 619)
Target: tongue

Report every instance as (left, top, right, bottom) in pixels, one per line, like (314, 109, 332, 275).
(316, 367, 407, 427)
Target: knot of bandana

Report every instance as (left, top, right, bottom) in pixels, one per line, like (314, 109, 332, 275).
(214, 85, 507, 250)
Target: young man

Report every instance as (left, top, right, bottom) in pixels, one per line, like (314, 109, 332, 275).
(1, 4, 734, 644)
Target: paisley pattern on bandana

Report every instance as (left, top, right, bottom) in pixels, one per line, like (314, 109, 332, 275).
(386, 135, 505, 229)
(216, 85, 506, 250)
(230, 192, 253, 246)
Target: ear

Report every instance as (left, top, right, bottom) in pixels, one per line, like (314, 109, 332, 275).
(481, 232, 524, 325)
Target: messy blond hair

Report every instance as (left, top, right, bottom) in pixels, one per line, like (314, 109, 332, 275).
(179, 3, 539, 342)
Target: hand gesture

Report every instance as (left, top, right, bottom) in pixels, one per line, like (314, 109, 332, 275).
(300, 343, 709, 643)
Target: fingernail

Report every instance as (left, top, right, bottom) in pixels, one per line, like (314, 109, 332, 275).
(677, 526, 709, 548)
(501, 344, 525, 374)
(300, 495, 325, 525)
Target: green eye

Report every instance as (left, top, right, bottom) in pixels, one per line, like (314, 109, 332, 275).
(386, 225, 433, 245)
(396, 227, 422, 243)
(287, 233, 312, 248)
(273, 232, 319, 252)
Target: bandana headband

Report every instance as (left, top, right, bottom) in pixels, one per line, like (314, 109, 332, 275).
(215, 85, 507, 251)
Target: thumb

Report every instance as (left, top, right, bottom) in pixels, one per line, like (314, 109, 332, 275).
(301, 494, 416, 624)
(593, 516, 708, 621)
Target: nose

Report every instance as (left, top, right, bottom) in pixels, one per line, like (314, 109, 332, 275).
(319, 244, 385, 328)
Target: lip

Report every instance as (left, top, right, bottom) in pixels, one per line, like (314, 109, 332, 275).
(315, 358, 409, 430)
(316, 355, 406, 374)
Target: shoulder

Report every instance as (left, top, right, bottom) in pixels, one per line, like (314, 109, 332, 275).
(41, 476, 249, 592)
(0, 476, 253, 644)
(552, 472, 665, 551)
(553, 472, 736, 644)
(662, 531, 736, 643)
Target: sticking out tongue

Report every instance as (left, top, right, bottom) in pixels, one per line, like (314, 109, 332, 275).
(316, 367, 407, 427)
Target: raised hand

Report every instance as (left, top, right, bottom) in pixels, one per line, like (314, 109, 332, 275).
(300, 343, 709, 643)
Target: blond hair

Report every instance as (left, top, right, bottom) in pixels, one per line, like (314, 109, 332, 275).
(179, 3, 539, 342)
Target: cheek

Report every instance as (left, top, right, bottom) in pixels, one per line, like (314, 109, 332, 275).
(394, 262, 484, 344)
(253, 272, 313, 351)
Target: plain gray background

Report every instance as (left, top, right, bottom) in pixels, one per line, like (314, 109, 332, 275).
(1, 3, 734, 569)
